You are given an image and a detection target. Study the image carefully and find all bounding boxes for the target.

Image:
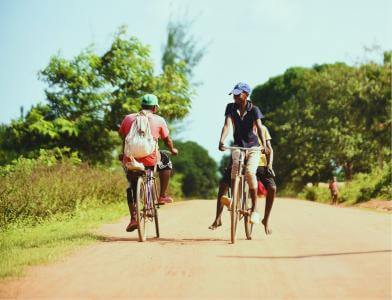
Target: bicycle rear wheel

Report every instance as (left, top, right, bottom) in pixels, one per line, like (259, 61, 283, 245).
(152, 179, 160, 238)
(230, 179, 240, 244)
(136, 176, 147, 242)
(243, 183, 253, 240)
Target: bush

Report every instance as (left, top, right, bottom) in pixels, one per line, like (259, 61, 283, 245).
(297, 165, 391, 204)
(171, 141, 218, 198)
(167, 173, 184, 200)
(298, 185, 330, 202)
(340, 165, 392, 204)
(0, 150, 125, 229)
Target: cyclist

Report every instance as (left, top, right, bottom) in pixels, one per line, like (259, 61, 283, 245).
(119, 94, 178, 232)
(219, 82, 270, 225)
(210, 124, 276, 235)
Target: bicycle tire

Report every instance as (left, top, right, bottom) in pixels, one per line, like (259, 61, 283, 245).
(152, 180, 160, 238)
(243, 183, 253, 240)
(136, 176, 147, 242)
(230, 179, 240, 244)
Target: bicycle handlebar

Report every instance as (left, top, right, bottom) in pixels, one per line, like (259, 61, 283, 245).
(223, 146, 262, 151)
(160, 149, 173, 155)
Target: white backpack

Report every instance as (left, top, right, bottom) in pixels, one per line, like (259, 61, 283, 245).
(124, 111, 156, 158)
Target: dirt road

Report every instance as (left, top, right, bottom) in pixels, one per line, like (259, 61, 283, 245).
(1, 198, 391, 299)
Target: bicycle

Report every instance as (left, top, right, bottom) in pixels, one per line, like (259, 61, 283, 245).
(129, 150, 175, 242)
(224, 146, 261, 244)
(126, 166, 160, 242)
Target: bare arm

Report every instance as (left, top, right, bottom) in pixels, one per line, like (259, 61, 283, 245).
(256, 119, 270, 156)
(219, 116, 231, 150)
(163, 136, 178, 155)
(266, 140, 273, 169)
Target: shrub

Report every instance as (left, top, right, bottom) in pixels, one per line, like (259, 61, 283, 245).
(297, 165, 391, 204)
(298, 185, 330, 202)
(0, 150, 125, 229)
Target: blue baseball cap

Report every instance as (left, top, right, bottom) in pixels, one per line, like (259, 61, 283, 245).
(229, 82, 251, 95)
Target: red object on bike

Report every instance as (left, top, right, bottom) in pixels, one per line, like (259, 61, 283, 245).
(257, 181, 267, 196)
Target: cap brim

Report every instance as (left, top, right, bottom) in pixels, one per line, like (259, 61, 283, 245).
(228, 89, 242, 95)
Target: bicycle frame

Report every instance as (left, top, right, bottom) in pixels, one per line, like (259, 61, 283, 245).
(144, 169, 159, 218)
(231, 149, 250, 220)
(129, 167, 160, 242)
(224, 146, 261, 243)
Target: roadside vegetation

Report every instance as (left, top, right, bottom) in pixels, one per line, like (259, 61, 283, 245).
(297, 165, 391, 204)
(251, 51, 391, 203)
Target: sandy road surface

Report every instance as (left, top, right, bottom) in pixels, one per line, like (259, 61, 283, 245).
(0, 198, 391, 299)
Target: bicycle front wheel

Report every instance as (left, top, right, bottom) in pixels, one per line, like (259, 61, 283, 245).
(230, 179, 240, 244)
(136, 176, 147, 242)
(243, 183, 253, 240)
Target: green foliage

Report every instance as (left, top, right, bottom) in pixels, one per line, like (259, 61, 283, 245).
(251, 53, 391, 189)
(340, 165, 392, 204)
(168, 173, 184, 200)
(1, 26, 193, 165)
(170, 141, 218, 198)
(218, 154, 231, 178)
(297, 166, 391, 204)
(161, 17, 206, 80)
(0, 151, 125, 229)
(298, 186, 331, 202)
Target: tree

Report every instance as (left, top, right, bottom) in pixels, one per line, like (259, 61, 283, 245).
(251, 53, 391, 189)
(170, 141, 218, 198)
(161, 16, 206, 81)
(2, 27, 194, 164)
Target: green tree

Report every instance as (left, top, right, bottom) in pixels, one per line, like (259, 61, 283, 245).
(251, 54, 391, 189)
(161, 17, 206, 81)
(170, 141, 218, 198)
(2, 27, 194, 164)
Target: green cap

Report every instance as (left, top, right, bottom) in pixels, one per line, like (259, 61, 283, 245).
(141, 94, 159, 107)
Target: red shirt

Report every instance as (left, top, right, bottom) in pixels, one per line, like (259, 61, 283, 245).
(119, 111, 169, 166)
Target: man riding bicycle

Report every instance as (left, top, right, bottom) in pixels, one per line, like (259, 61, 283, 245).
(119, 94, 178, 232)
(219, 82, 270, 225)
(210, 124, 276, 234)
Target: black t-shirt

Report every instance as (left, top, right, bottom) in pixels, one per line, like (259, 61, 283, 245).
(224, 101, 264, 148)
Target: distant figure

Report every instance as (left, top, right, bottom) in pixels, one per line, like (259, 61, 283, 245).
(329, 177, 339, 205)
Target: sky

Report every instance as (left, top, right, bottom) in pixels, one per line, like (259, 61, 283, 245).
(0, 0, 391, 161)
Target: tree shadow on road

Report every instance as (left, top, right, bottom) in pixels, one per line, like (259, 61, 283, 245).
(150, 237, 227, 244)
(98, 236, 227, 244)
(219, 249, 392, 260)
(98, 236, 139, 242)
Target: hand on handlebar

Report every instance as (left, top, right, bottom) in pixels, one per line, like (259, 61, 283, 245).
(267, 167, 275, 178)
(218, 142, 226, 151)
(262, 147, 271, 155)
(171, 148, 179, 156)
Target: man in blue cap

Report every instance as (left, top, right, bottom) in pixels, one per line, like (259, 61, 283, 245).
(218, 82, 270, 225)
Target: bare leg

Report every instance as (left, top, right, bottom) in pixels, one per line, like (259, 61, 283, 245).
(249, 188, 258, 211)
(262, 185, 276, 235)
(126, 185, 137, 232)
(126, 180, 137, 219)
(209, 181, 229, 230)
(159, 169, 171, 197)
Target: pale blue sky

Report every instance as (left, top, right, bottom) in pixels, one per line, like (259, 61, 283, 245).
(1, 0, 391, 161)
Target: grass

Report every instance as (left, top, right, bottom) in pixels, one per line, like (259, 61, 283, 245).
(0, 202, 126, 279)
